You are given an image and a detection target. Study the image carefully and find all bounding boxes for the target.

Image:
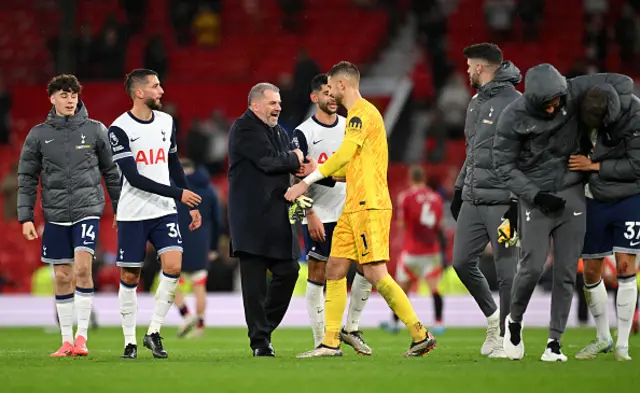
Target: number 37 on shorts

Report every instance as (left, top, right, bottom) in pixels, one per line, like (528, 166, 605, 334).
(330, 210, 392, 264)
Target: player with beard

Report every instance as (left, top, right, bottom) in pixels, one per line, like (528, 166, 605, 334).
(108, 69, 203, 359)
(450, 43, 522, 358)
(291, 74, 373, 354)
(289, 62, 436, 358)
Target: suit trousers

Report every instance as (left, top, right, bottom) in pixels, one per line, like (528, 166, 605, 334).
(237, 252, 300, 350)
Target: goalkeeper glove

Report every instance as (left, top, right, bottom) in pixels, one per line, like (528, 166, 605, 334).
(497, 199, 520, 248)
(288, 195, 314, 224)
(497, 218, 520, 248)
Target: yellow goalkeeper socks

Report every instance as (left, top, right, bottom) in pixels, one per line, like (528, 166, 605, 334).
(376, 274, 427, 342)
(322, 277, 347, 348)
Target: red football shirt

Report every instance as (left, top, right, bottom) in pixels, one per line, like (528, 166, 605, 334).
(397, 186, 443, 255)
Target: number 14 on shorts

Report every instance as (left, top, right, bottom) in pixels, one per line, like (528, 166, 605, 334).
(81, 223, 96, 243)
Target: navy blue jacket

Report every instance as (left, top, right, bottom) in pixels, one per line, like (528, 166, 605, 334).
(178, 166, 222, 272)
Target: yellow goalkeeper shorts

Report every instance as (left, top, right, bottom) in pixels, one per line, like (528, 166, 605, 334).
(330, 209, 391, 264)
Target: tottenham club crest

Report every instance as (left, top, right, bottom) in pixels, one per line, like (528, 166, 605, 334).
(161, 129, 166, 142)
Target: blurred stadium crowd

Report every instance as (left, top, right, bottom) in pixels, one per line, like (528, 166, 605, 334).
(1, 0, 640, 321)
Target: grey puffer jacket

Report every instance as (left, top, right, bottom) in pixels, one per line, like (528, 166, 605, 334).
(492, 64, 634, 205)
(455, 61, 522, 205)
(17, 101, 121, 223)
(586, 84, 640, 202)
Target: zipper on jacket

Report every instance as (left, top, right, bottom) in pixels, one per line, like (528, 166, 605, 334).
(66, 125, 72, 222)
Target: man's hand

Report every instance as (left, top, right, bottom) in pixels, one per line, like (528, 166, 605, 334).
(307, 211, 326, 242)
(22, 221, 38, 240)
(189, 209, 202, 231)
(208, 251, 219, 261)
(285, 182, 310, 202)
(292, 149, 304, 164)
(181, 190, 202, 208)
(112, 215, 117, 230)
(569, 155, 600, 171)
(296, 156, 318, 177)
(533, 192, 566, 213)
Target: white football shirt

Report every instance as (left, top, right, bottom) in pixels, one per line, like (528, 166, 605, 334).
(292, 114, 346, 223)
(108, 110, 177, 221)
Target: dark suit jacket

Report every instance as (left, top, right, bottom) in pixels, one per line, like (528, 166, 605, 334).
(227, 109, 301, 260)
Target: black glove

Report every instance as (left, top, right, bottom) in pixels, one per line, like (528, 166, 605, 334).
(533, 192, 566, 213)
(450, 188, 463, 221)
(502, 198, 519, 238)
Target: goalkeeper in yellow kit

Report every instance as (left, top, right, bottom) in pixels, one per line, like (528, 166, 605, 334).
(285, 61, 436, 358)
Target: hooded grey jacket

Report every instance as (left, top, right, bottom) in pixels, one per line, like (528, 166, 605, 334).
(586, 84, 640, 202)
(455, 61, 522, 205)
(492, 64, 634, 205)
(17, 102, 121, 224)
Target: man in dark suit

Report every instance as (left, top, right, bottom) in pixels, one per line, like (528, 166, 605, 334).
(227, 82, 304, 357)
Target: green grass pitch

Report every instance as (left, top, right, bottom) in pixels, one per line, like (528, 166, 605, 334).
(0, 327, 637, 392)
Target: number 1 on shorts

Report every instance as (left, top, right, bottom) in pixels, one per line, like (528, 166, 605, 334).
(360, 233, 368, 250)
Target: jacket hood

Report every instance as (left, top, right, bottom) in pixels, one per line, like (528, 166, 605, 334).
(479, 61, 522, 97)
(524, 64, 568, 115)
(187, 166, 211, 188)
(45, 100, 89, 130)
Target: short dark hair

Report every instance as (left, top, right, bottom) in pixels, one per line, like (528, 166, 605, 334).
(310, 74, 328, 92)
(327, 61, 360, 82)
(125, 69, 159, 97)
(410, 165, 426, 183)
(47, 74, 82, 96)
(463, 43, 503, 65)
(580, 86, 609, 128)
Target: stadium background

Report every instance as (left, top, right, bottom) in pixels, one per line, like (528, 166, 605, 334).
(0, 0, 637, 328)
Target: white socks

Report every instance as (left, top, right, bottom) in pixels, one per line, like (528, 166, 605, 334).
(616, 275, 638, 349)
(345, 272, 372, 332)
(74, 287, 94, 340)
(305, 280, 325, 347)
(119, 281, 138, 346)
(55, 293, 74, 344)
(487, 309, 499, 325)
(584, 279, 612, 342)
(147, 272, 179, 335)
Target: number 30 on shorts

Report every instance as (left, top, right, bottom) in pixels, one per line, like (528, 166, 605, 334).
(167, 223, 182, 239)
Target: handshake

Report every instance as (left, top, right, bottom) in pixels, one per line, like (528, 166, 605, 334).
(288, 195, 314, 224)
(291, 149, 317, 178)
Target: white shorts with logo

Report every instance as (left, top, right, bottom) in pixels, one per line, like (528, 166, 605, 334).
(396, 252, 443, 282)
(179, 269, 208, 286)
